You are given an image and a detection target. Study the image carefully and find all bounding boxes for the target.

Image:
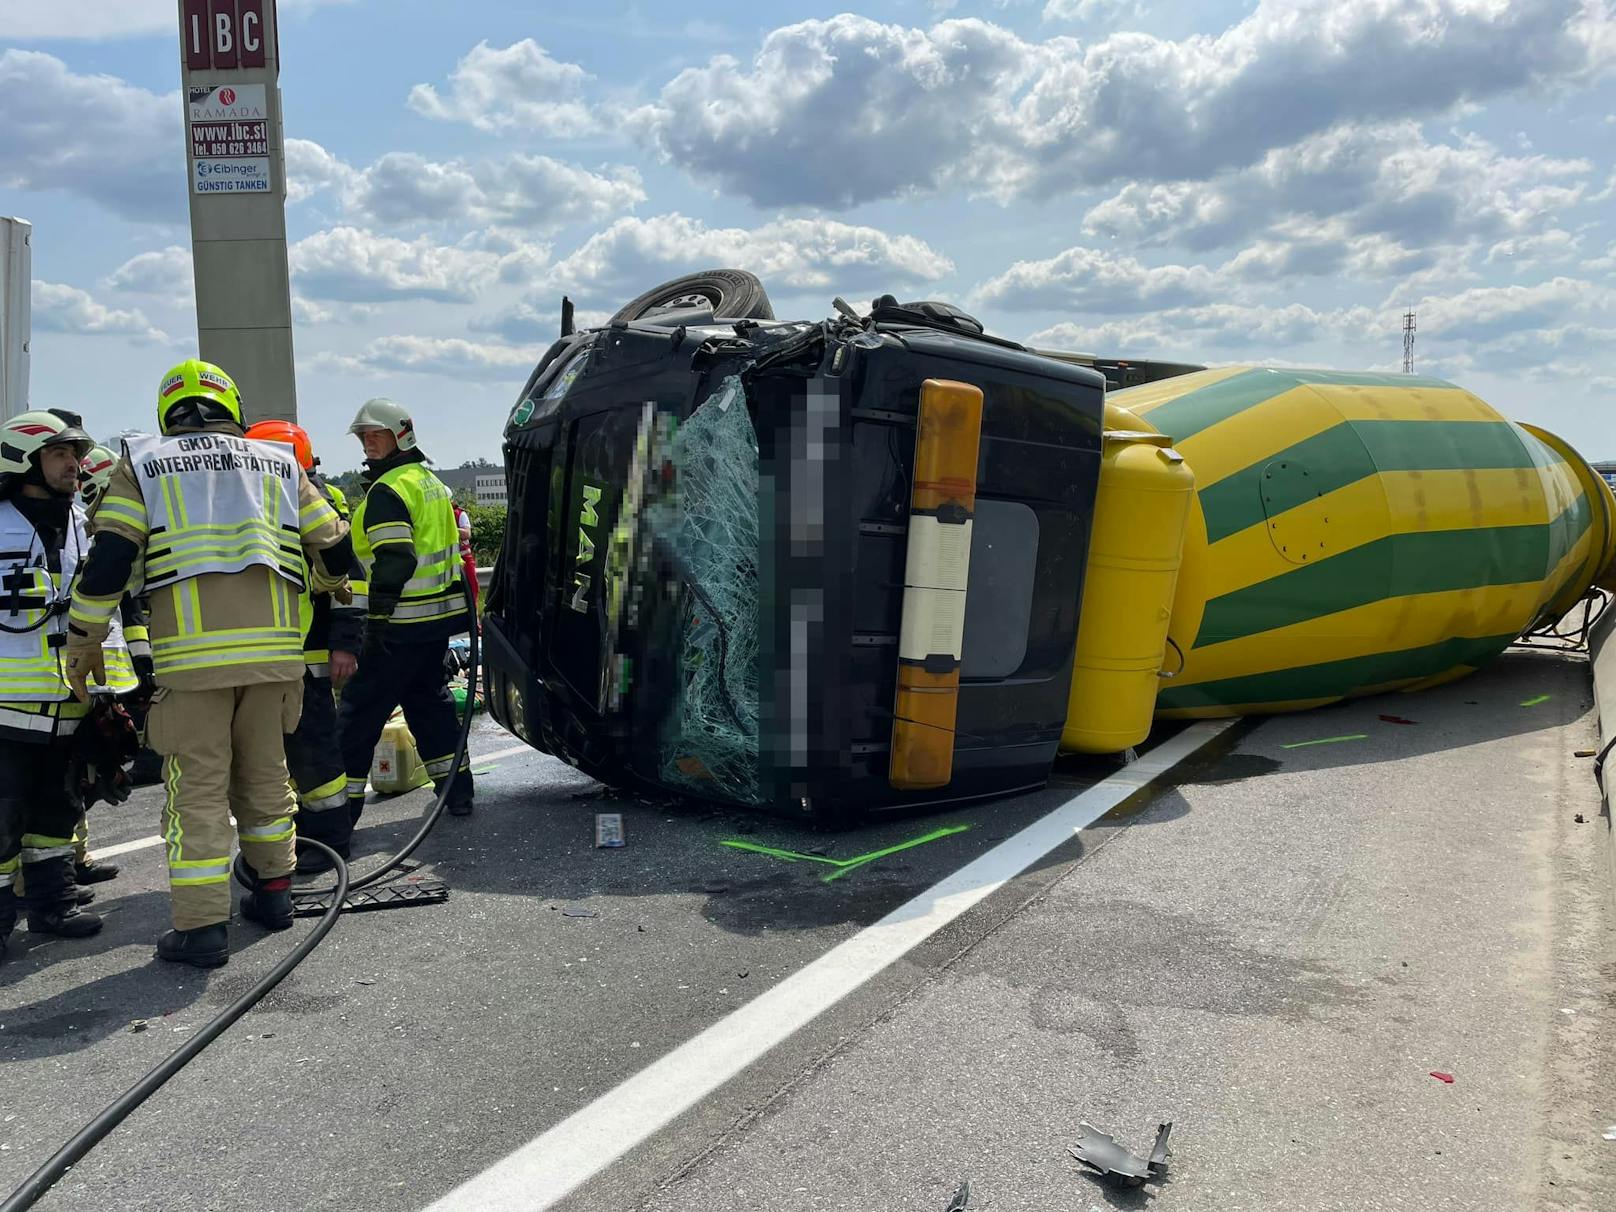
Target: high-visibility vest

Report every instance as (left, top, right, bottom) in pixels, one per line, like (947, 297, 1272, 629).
(296, 479, 358, 675)
(326, 483, 350, 518)
(0, 499, 137, 709)
(353, 464, 466, 626)
(123, 432, 304, 592)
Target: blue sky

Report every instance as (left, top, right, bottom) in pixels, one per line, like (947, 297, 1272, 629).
(3, 0, 1614, 468)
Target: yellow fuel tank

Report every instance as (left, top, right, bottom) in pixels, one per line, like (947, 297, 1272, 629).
(1062, 410, 1196, 752)
(1097, 367, 1616, 720)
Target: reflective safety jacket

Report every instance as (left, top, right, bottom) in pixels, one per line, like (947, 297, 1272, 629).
(352, 459, 467, 639)
(297, 475, 362, 677)
(67, 423, 350, 691)
(0, 497, 137, 742)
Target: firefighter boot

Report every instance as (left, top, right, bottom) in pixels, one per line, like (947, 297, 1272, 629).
(21, 857, 103, 938)
(75, 859, 120, 884)
(0, 885, 16, 965)
(241, 875, 294, 931)
(294, 803, 355, 875)
(156, 923, 229, 968)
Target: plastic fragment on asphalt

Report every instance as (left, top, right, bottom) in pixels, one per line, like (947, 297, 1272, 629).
(1603, 1126, 1616, 1141)
(1281, 734, 1368, 749)
(1575, 749, 1597, 757)
(561, 906, 599, 918)
(596, 813, 626, 847)
(1521, 694, 1552, 707)
(1379, 714, 1418, 725)
(1069, 1121, 1172, 1187)
(944, 1179, 971, 1210)
(1430, 1071, 1455, 1083)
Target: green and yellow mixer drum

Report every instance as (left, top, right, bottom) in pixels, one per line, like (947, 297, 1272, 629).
(1062, 367, 1616, 753)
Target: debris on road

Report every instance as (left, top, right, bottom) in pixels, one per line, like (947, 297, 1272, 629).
(1070, 1121, 1172, 1186)
(596, 813, 626, 848)
(1281, 734, 1367, 749)
(1575, 749, 1597, 757)
(561, 906, 599, 918)
(943, 1179, 972, 1210)
(128, 1020, 149, 1034)
(1379, 714, 1418, 725)
(1430, 1071, 1455, 1083)
(1521, 694, 1552, 707)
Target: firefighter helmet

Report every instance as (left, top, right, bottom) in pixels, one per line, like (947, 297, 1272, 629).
(244, 419, 315, 471)
(0, 410, 94, 477)
(155, 359, 244, 434)
(347, 397, 418, 452)
(79, 444, 119, 509)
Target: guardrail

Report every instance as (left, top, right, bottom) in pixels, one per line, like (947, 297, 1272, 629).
(1589, 602, 1616, 896)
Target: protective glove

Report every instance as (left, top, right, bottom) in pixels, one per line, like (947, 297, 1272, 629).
(133, 653, 156, 695)
(65, 645, 106, 704)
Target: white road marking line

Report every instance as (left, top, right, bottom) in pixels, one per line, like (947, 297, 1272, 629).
(88, 740, 544, 861)
(423, 719, 1238, 1212)
(90, 834, 164, 860)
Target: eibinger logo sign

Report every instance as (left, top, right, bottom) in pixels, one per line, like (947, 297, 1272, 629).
(193, 158, 271, 194)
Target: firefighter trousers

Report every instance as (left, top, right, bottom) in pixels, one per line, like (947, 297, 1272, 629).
(143, 682, 303, 931)
(285, 671, 350, 850)
(0, 737, 82, 923)
(337, 639, 472, 833)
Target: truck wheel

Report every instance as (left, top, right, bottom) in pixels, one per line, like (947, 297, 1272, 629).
(609, 269, 775, 324)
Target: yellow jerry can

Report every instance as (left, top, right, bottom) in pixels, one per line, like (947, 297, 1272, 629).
(370, 709, 432, 795)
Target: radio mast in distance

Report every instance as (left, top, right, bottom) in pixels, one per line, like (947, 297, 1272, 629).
(1402, 310, 1416, 374)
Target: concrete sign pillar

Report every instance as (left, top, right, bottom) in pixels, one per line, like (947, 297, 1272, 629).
(178, 0, 296, 424)
(0, 217, 30, 421)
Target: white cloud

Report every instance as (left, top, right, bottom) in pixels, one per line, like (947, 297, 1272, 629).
(31, 280, 167, 342)
(539, 213, 955, 305)
(0, 51, 179, 222)
(972, 247, 1216, 313)
(1023, 276, 1615, 372)
(291, 298, 376, 326)
(1081, 123, 1593, 255)
(316, 336, 537, 381)
(630, 5, 1615, 209)
(285, 138, 353, 206)
(289, 228, 502, 303)
(5, 0, 350, 40)
(104, 246, 193, 299)
(1042, 0, 1145, 24)
(282, 139, 644, 233)
(408, 40, 598, 135)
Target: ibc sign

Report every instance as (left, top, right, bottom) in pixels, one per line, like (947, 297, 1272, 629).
(183, 1, 274, 72)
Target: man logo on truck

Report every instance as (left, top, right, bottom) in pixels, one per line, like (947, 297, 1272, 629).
(570, 483, 603, 614)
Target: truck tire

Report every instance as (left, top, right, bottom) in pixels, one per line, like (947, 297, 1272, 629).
(609, 269, 775, 324)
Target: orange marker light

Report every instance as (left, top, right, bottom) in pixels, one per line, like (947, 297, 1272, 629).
(890, 379, 984, 791)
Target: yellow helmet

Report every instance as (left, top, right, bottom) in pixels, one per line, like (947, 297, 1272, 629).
(155, 359, 244, 434)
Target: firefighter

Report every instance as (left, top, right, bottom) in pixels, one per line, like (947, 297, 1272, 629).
(242, 420, 363, 874)
(326, 398, 473, 864)
(0, 412, 140, 963)
(67, 443, 155, 889)
(64, 360, 354, 968)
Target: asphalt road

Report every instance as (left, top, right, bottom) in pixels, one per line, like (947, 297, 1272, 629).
(2, 650, 1613, 1212)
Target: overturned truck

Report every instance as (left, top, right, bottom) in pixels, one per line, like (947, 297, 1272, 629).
(481, 271, 1616, 824)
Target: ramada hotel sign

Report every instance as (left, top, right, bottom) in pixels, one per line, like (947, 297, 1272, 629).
(181, 2, 278, 196)
(182, 1, 276, 72)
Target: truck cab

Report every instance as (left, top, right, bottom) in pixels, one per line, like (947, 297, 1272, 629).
(481, 296, 1108, 823)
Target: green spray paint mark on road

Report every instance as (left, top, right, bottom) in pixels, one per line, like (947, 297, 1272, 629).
(721, 824, 973, 883)
(1520, 694, 1552, 707)
(1281, 734, 1368, 750)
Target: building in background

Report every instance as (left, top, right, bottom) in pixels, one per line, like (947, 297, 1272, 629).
(1594, 462, 1616, 490)
(475, 472, 507, 505)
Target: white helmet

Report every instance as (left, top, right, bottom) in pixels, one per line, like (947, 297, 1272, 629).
(0, 410, 94, 478)
(79, 444, 119, 509)
(348, 397, 418, 452)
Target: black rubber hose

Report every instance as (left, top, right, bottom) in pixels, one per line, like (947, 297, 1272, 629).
(2, 582, 482, 1211)
(0, 838, 349, 1212)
